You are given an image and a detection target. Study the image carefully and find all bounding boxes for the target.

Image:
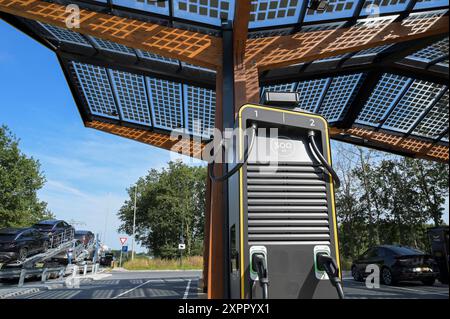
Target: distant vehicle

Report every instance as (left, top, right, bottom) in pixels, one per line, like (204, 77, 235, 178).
(427, 226, 449, 284)
(100, 252, 114, 267)
(351, 245, 439, 286)
(74, 230, 95, 247)
(0, 228, 49, 263)
(32, 220, 74, 245)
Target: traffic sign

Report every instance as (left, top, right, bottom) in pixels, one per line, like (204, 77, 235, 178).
(122, 245, 128, 253)
(119, 237, 128, 245)
(178, 244, 186, 250)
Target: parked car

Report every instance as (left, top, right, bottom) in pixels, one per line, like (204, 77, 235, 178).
(351, 245, 439, 286)
(32, 220, 74, 245)
(74, 230, 95, 247)
(0, 228, 50, 263)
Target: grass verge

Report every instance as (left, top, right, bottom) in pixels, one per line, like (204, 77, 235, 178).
(122, 256, 203, 270)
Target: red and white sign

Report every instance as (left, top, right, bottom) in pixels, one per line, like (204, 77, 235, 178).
(119, 237, 128, 245)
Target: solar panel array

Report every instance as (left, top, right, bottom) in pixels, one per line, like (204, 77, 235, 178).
(25, 2, 450, 147)
(87, 0, 448, 28)
(71, 61, 216, 138)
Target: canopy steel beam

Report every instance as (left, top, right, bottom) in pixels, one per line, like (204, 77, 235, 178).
(0, 0, 222, 69)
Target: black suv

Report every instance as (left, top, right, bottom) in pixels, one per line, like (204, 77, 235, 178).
(351, 245, 439, 286)
(0, 228, 49, 263)
(32, 220, 75, 246)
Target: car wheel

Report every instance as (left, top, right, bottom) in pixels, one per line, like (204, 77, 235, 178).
(421, 278, 435, 286)
(352, 266, 363, 282)
(18, 248, 28, 262)
(381, 267, 396, 286)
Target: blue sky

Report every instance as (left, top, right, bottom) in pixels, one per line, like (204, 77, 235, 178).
(0, 20, 447, 251)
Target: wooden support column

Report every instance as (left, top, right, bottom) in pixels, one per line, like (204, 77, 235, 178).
(233, 0, 259, 110)
(207, 68, 226, 299)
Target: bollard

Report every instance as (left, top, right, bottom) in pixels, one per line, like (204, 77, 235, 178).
(18, 268, 27, 287)
(83, 264, 88, 276)
(41, 268, 48, 283)
(72, 265, 79, 277)
(59, 268, 65, 280)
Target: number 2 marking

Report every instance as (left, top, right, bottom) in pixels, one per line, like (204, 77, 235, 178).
(310, 119, 316, 127)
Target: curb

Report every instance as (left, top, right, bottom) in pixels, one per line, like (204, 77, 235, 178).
(0, 287, 41, 299)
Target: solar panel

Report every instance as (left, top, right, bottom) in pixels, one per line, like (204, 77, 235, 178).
(317, 73, 364, 122)
(184, 85, 216, 138)
(352, 44, 392, 57)
(261, 83, 296, 97)
(382, 80, 446, 132)
(304, 0, 357, 23)
(408, 37, 449, 63)
(181, 62, 216, 73)
(173, 0, 235, 26)
(442, 132, 449, 143)
(38, 22, 91, 46)
(109, 69, 152, 126)
(249, 0, 304, 28)
(412, 90, 449, 139)
(360, 0, 409, 16)
(295, 78, 330, 112)
(112, 0, 170, 15)
(136, 50, 179, 65)
(414, 0, 449, 10)
(147, 78, 184, 130)
(356, 73, 412, 126)
(89, 36, 136, 56)
(72, 62, 119, 119)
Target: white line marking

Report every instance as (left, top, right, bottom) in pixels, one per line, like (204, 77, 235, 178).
(183, 279, 192, 299)
(113, 279, 153, 299)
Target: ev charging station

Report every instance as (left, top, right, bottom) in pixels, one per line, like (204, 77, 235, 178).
(211, 102, 344, 299)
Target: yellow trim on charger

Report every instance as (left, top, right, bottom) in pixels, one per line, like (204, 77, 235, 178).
(237, 104, 341, 299)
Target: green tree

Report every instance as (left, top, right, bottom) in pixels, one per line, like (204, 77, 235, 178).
(118, 160, 206, 258)
(0, 125, 52, 228)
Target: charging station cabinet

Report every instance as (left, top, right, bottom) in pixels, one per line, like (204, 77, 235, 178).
(227, 104, 342, 299)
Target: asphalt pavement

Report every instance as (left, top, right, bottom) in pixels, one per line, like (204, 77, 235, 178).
(1, 269, 448, 299)
(9, 270, 203, 299)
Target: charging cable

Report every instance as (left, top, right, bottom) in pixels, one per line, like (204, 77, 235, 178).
(307, 130, 341, 188)
(316, 254, 345, 299)
(252, 253, 269, 299)
(209, 123, 257, 182)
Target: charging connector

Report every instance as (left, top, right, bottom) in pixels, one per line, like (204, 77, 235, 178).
(250, 246, 269, 299)
(314, 251, 345, 299)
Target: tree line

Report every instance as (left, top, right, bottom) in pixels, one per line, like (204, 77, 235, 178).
(117, 161, 206, 259)
(0, 126, 53, 228)
(334, 143, 449, 262)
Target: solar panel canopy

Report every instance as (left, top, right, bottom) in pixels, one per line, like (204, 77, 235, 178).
(0, 0, 448, 162)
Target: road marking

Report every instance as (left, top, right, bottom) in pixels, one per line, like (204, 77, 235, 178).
(113, 279, 153, 299)
(183, 279, 192, 299)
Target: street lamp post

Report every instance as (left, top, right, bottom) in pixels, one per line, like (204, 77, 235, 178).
(132, 184, 137, 260)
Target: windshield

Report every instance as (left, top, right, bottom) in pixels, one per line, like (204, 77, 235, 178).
(33, 224, 54, 229)
(388, 246, 424, 256)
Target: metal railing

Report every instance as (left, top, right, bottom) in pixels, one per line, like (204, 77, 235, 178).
(49, 228, 75, 249)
